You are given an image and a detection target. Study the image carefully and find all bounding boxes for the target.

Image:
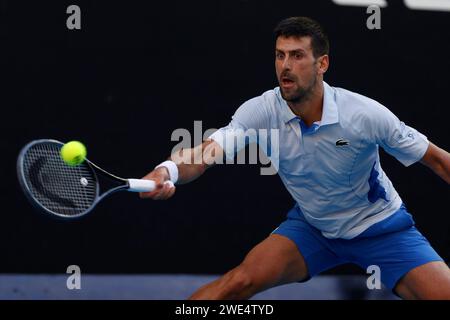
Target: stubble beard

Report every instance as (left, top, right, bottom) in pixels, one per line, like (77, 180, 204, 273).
(280, 73, 318, 104)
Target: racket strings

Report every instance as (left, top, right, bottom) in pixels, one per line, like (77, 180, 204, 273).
(22, 142, 98, 217)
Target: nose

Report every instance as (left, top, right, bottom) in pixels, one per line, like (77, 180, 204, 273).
(281, 56, 292, 71)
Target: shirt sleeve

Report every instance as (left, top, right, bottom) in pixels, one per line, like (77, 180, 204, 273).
(207, 95, 270, 160)
(365, 103, 429, 167)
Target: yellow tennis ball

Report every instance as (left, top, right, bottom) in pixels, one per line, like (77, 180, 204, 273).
(60, 141, 87, 166)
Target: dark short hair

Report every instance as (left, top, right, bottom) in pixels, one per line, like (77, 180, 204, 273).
(274, 17, 329, 58)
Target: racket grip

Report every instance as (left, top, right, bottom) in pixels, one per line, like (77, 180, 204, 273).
(127, 179, 175, 192)
(127, 179, 156, 192)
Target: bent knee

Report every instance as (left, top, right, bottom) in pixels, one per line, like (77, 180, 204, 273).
(227, 267, 254, 293)
(395, 262, 450, 300)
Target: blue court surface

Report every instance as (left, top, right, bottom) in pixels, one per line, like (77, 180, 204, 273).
(0, 274, 398, 300)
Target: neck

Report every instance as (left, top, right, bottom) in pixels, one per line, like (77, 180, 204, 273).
(287, 80, 324, 127)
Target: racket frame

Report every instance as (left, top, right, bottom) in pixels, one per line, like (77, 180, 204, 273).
(17, 139, 132, 219)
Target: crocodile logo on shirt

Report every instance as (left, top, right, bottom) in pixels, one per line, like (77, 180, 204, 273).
(335, 139, 350, 147)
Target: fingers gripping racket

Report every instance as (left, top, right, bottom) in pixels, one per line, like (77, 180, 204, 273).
(17, 139, 166, 219)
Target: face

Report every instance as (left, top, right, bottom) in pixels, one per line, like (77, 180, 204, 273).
(275, 36, 327, 103)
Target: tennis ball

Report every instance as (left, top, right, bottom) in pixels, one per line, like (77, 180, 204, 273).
(60, 141, 87, 166)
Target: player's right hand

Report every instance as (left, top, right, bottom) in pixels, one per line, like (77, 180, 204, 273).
(139, 167, 176, 200)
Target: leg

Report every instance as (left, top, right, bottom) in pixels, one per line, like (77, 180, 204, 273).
(394, 261, 450, 300)
(188, 234, 308, 300)
(339, 205, 448, 298)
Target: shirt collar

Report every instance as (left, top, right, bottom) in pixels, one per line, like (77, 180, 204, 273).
(277, 81, 339, 126)
(321, 81, 339, 126)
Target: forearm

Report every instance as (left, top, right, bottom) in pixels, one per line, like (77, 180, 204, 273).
(431, 148, 450, 184)
(421, 143, 450, 184)
(172, 162, 207, 184)
(169, 140, 223, 185)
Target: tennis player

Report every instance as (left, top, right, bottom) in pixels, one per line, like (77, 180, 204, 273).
(140, 17, 450, 299)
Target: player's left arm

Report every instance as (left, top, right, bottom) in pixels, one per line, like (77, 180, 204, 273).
(365, 101, 448, 184)
(420, 142, 450, 184)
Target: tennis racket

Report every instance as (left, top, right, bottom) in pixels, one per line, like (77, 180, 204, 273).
(17, 139, 169, 219)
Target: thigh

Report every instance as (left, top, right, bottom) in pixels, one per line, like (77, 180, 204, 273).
(243, 208, 345, 291)
(346, 225, 445, 292)
(272, 206, 344, 279)
(395, 261, 450, 300)
(239, 233, 309, 291)
(187, 233, 308, 300)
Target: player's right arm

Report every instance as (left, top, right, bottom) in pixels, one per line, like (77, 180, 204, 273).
(140, 92, 271, 200)
(139, 139, 224, 200)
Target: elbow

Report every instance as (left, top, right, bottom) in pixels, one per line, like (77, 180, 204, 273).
(434, 163, 450, 184)
(421, 143, 450, 184)
(430, 158, 450, 184)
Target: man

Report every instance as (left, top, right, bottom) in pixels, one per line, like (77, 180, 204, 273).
(140, 17, 450, 299)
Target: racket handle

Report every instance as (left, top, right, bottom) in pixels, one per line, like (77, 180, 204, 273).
(127, 179, 156, 192)
(127, 179, 175, 192)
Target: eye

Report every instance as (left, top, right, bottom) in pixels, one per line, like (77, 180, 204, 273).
(294, 53, 303, 59)
(276, 52, 284, 59)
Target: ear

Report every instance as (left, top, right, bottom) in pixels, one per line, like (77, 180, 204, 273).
(316, 55, 329, 75)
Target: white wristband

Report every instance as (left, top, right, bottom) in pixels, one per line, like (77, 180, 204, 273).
(155, 160, 179, 184)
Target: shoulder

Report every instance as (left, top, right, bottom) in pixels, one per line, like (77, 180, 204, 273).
(335, 86, 387, 115)
(232, 87, 281, 127)
(333, 85, 396, 128)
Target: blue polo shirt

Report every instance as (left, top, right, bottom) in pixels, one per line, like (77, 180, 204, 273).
(208, 82, 429, 239)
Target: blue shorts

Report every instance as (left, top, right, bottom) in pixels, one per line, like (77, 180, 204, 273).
(272, 203, 444, 291)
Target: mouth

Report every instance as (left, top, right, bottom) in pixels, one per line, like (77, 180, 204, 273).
(280, 77, 296, 88)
